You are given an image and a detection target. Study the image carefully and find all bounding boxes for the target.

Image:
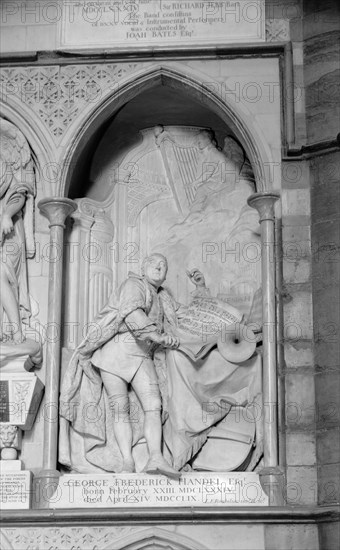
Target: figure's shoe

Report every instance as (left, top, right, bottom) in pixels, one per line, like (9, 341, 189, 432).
(143, 455, 181, 480)
(120, 459, 135, 473)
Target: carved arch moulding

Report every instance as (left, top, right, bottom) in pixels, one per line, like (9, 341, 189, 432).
(1, 60, 280, 197)
(59, 63, 278, 197)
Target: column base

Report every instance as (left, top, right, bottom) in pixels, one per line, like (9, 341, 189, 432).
(33, 469, 61, 509)
(259, 466, 285, 506)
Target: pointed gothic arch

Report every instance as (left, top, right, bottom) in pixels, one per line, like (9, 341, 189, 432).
(107, 527, 206, 550)
(59, 65, 276, 197)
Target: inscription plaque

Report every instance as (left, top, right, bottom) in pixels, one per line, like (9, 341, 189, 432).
(53, 472, 268, 508)
(0, 471, 32, 509)
(0, 381, 10, 422)
(60, 0, 265, 50)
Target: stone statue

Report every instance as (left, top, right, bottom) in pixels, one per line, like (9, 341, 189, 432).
(59, 253, 181, 478)
(0, 118, 35, 344)
(60, 257, 263, 475)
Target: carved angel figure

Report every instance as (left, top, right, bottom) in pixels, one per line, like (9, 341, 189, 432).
(189, 129, 233, 213)
(0, 118, 35, 343)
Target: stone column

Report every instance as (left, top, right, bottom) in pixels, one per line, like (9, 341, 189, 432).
(248, 192, 284, 505)
(34, 197, 77, 509)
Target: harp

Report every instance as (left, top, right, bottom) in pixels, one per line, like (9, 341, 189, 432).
(154, 126, 202, 216)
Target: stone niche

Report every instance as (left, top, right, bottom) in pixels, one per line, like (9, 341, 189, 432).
(59, 79, 275, 492)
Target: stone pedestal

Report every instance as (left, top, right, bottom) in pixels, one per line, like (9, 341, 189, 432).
(0, 371, 44, 510)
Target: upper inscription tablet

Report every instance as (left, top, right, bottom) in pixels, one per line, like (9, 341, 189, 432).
(60, 0, 265, 49)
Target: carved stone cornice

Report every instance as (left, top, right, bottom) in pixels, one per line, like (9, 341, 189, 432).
(1, 505, 339, 526)
(0, 43, 286, 66)
(284, 135, 340, 159)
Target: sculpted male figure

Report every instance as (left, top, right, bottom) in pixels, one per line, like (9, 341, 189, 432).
(92, 254, 179, 476)
(60, 253, 180, 478)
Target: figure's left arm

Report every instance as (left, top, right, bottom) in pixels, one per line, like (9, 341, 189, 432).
(124, 308, 158, 339)
(125, 308, 179, 348)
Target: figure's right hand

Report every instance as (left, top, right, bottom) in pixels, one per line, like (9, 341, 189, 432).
(147, 332, 180, 348)
(158, 333, 180, 349)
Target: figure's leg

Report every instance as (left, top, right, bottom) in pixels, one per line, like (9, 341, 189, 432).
(132, 360, 180, 479)
(0, 265, 23, 342)
(132, 359, 162, 458)
(100, 370, 135, 472)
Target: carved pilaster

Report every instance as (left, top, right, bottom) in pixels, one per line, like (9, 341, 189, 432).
(35, 198, 77, 509)
(248, 192, 281, 505)
(63, 200, 115, 349)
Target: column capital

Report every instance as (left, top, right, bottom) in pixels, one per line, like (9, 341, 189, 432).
(38, 197, 77, 228)
(247, 192, 280, 222)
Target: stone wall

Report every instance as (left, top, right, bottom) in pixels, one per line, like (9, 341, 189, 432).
(281, 157, 316, 505)
(303, 0, 340, 519)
